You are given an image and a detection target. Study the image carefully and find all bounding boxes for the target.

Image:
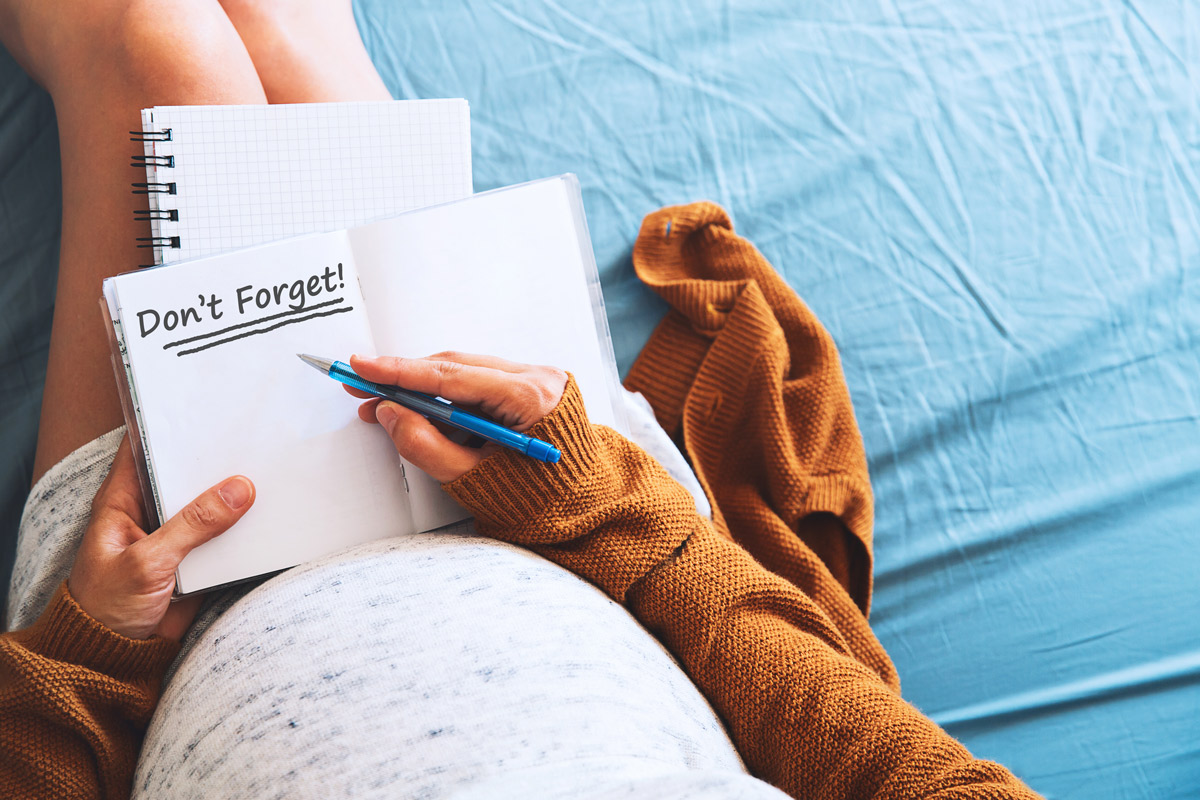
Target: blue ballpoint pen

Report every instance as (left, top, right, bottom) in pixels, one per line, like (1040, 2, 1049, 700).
(298, 354, 562, 464)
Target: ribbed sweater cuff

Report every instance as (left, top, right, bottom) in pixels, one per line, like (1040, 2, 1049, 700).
(13, 583, 180, 682)
(444, 375, 603, 530)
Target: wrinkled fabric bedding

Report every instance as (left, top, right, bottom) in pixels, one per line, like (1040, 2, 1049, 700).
(1, 2, 1197, 797)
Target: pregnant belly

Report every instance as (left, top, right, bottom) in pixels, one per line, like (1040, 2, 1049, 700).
(133, 531, 756, 799)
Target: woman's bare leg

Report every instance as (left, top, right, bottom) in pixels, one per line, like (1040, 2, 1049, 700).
(218, 0, 392, 102)
(0, 0, 269, 484)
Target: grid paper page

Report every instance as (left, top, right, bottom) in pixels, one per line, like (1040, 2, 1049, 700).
(139, 100, 471, 265)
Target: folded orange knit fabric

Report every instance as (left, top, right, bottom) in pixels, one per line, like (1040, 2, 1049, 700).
(625, 202, 897, 687)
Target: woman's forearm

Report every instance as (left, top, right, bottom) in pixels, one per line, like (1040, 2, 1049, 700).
(0, 583, 178, 799)
(627, 526, 1041, 799)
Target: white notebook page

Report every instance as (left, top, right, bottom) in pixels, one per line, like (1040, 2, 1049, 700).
(113, 232, 411, 593)
(141, 100, 472, 264)
(349, 177, 623, 531)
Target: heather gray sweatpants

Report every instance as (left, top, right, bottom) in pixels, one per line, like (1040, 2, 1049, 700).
(8, 390, 786, 799)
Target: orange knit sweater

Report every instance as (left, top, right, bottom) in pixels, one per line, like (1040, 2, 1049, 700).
(0, 202, 1041, 799)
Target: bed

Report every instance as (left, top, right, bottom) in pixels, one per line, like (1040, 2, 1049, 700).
(2, 1, 1197, 796)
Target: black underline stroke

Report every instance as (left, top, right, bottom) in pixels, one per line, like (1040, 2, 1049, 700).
(175, 307, 355, 357)
(163, 297, 345, 350)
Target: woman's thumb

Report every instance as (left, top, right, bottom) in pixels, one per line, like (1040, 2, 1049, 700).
(141, 476, 256, 568)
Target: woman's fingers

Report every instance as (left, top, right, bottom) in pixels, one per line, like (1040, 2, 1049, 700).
(344, 385, 376, 400)
(357, 396, 381, 422)
(346, 352, 568, 481)
(350, 354, 521, 411)
(350, 353, 566, 428)
(422, 351, 528, 373)
(374, 401, 486, 482)
(357, 397, 474, 440)
(342, 352, 525, 399)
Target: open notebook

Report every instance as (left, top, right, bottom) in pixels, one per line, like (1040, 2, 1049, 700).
(103, 175, 625, 594)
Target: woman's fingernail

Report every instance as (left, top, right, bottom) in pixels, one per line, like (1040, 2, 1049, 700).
(376, 403, 398, 434)
(218, 477, 253, 509)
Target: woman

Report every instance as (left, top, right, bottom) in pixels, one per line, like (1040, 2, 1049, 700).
(0, 2, 1040, 797)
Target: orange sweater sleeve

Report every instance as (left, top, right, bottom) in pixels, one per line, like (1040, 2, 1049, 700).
(0, 582, 178, 800)
(445, 378, 1042, 800)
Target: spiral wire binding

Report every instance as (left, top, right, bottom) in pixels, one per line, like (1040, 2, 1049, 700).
(136, 236, 182, 250)
(131, 128, 179, 265)
(134, 209, 179, 222)
(132, 154, 175, 168)
(131, 182, 177, 195)
(129, 128, 172, 142)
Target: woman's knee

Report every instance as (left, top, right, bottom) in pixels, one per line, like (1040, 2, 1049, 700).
(109, 0, 265, 104)
(29, 0, 265, 105)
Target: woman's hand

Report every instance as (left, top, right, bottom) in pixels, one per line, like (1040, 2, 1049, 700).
(67, 436, 256, 641)
(346, 352, 568, 483)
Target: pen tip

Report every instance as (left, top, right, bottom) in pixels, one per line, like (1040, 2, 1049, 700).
(298, 353, 335, 374)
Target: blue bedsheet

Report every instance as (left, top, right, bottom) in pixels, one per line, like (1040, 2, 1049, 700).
(3, 1, 1198, 796)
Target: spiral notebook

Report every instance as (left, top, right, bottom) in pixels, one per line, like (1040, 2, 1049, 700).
(102, 176, 626, 595)
(134, 100, 472, 265)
